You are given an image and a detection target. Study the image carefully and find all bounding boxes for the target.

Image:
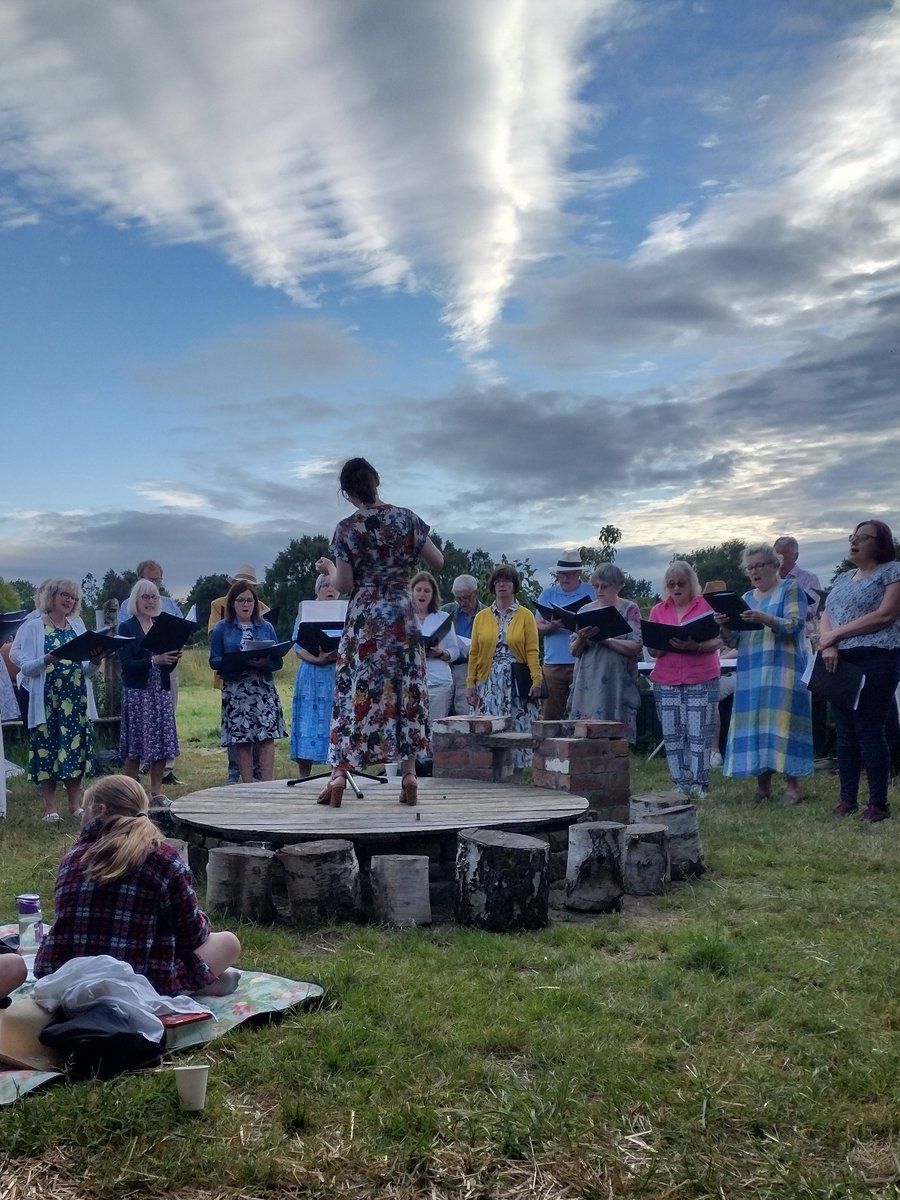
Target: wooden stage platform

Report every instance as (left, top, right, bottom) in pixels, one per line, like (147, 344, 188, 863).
(171, 775, 589, 850)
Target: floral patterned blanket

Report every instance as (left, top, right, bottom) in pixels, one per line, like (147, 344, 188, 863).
(0, 924, 325, 1105)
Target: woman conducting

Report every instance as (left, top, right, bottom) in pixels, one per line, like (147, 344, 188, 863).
(35, 775, 240, 996)
(117, 579, 182, 804)
(209, 581, 287, 783)
(719, 543, 813, 803)
(647, 562, 722, 797)
(315, 457, 444, 808)
(10, 577, 103, 822)
(466, 563, 542, 779)
(819, 519, 900, 821)
(568, 563, 643, 740)
(290, 573, 341, 779)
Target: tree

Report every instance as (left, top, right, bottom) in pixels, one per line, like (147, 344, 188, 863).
(184, 573, 231, 631)
(98, 568, 138, 606)
(676, 539, 747, 593)
(8, 579, 37, 609)
(579, 528, 658, 611)
(81, 572, 101, 609)
(263, 535, 331, 638)
(0, 576, 21, 611)
(424, 534, 493, 603)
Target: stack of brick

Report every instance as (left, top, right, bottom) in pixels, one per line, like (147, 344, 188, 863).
(532, 719, 630, 821)
(432, 715, 513, 781)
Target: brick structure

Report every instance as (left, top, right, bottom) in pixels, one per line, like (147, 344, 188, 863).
(532, 719, 630, 822)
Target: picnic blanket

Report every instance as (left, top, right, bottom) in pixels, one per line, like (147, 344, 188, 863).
(0, 925, 325, 1105)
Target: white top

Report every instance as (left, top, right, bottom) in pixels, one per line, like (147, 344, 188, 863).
(10, 614, 99, 728)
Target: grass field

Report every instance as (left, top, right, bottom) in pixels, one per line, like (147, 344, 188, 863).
(1, 648, 899, 1199)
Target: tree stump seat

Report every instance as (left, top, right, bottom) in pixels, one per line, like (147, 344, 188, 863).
(564, 821, 626, 912)
(206, 845, 276, 922)
(455, 828, 549, 931)
(370, 854, 432, 926)
(278, 838, 363, 922)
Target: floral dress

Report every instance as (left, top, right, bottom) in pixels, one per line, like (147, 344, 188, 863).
(28, 625, 96, 784)
(220, 624, 287, 746)
(328, 504, 430, 769)
(475, 604, 538, 770)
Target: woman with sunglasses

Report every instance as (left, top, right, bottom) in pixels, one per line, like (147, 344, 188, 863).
(819, 520, 900, 822)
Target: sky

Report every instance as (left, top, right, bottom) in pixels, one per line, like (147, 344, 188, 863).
(1, 0, 898, 600)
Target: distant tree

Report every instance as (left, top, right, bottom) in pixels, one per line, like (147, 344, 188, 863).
(80, 572, 101, 609)
(184, 573, 231, 631)
(579, 528, 658, 611)
(425, 534, 493, 603)
(8, 579, 37, 609)
(620, 576, 659, 614)
(98, 568, 138, 606)
(0, 577, 21, 611)
(264, 535, 331, 639)
(476, 554, 541, 610)
(677, 539, 747, 593)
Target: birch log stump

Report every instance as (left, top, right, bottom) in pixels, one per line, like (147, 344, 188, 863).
(370, 854, 432, 926)
(455, 828, 549, 931)
(206, 845, 276, 922)
(564, 821, 626, 913)
(279, 839, 363, 923)
(622, 823, 671, 896)
(635, 804, 705, 880)
(629, 792, 687, 822)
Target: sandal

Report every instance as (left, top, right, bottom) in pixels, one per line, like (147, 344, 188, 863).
(399, 772, 418, 807)
(780, 791, 804, 806)
(317, 771, 346, 808)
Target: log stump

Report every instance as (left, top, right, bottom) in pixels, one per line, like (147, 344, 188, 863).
(634, 804, 705, 880)
(629, 792, 687, 822)
(206, 845, 276, 922)
(564, 821, 626, 913)
(370, 854, 432, 926)
(455, 828, 549, 931)
(279, 839, 363, 923)
(622, 823, 671, 896)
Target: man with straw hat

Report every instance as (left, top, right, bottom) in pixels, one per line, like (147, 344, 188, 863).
(535, 553, 593, 720)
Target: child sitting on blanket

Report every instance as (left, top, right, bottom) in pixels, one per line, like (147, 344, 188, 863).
(34, 775, 241, 997)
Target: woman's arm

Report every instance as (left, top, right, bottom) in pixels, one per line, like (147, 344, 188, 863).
(421, 537, 444, 570)
(9, 620, 48, 678)
(818, 581, 900, 648)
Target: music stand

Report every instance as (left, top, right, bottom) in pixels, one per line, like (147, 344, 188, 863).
(286, 770, 389, 799)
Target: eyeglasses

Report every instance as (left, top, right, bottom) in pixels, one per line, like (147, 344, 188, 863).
(59, 591, 79, 601)
(849, 533, 876, 543)
(744, 563, 770, 573)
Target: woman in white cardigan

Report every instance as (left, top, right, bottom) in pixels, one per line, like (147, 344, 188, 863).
(10, 578, 102, 822)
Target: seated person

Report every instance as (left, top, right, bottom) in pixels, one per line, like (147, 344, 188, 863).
(35, 776, 240, 997)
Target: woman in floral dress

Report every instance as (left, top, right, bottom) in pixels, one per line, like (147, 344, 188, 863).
(10, 577, 102, 821)
(315, 457, 444, 807)
(466, 563, 542, 779)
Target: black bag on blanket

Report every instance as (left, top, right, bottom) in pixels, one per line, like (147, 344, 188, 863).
(39, 1000, 166, 1080)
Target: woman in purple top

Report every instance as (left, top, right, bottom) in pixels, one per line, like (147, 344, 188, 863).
(819, 519, 900, 821)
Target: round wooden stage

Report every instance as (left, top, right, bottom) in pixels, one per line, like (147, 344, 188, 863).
(171, 775, 589, 848)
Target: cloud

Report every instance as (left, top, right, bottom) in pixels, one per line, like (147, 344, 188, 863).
(0, 0, 623, 359)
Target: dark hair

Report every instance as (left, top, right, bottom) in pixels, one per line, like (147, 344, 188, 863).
(226, 580, 261, 622)
(340, 457, 380, 505)
(854, 519, 896, 564)
(410, 571, 441, 612)
(488, 563, 521, 594)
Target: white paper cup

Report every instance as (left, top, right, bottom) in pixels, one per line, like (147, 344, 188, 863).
(174, 1064, 209, 1111)
(384, 762, 401, 779)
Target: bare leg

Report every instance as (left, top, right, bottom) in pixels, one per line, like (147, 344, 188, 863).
(62, 776, 84, 815)
(38, 779, 59, 817)
(235, 743, 253, 783)
(295, 758, 312, 778)
(399, 755, 417, 805)
(123, 757, 141, 780)
(783, 773, 804, 803)
(257, 740, 275, 781)
(0, 954, 28, 999)
(192, 930, 242, 995)
(149, 759, 166, 796)
(756, 770, 773, 799)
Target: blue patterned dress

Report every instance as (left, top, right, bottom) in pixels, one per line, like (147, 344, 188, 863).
(724, 579, 813, 778)
(328, 504, 430, 769)
(290, 611, 337, 764)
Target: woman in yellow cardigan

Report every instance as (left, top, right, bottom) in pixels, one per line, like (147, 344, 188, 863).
(466, 563, 542, 778)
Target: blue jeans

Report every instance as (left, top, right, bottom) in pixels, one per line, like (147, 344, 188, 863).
(831, 647, 900, 811)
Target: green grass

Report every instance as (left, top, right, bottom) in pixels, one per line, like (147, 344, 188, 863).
(1, 660, 899, 1198)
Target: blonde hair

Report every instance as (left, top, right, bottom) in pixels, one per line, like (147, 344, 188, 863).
(664, 560, 702, 599)
(38, 577, 82, 616)
(80, 776, 160, 884)
(128, 578, 161, 612)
